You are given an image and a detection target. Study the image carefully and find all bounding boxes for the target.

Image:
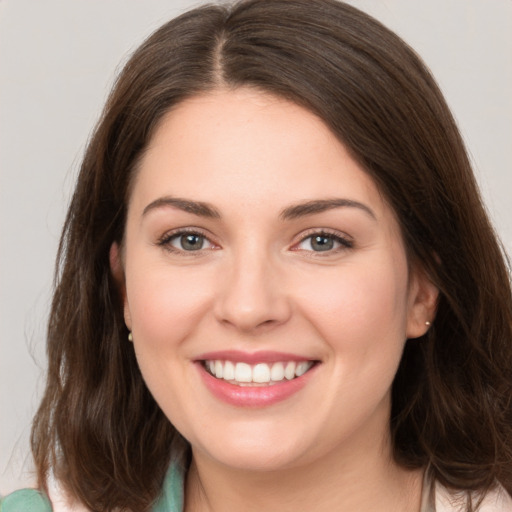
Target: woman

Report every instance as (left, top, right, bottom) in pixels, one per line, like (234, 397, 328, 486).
(2, 0, 511, 511)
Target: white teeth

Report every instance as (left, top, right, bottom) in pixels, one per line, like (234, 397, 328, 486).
(204, 359, 315, 385)
(284, 361, 296, 380)
(214, 360, 223, 379)
(295, 362, 310, 377)
(223, 360, 235, 380)
(253, 363, 271, 383)
(234, 362, 252, 383)
(270, 362, 285, 381)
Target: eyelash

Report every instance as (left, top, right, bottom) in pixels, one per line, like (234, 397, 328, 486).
(291, 229, 353, 255)
(156, 228, 353, 255)
(157, 228, 216, 255)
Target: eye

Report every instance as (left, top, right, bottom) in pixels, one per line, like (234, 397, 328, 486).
(294, 231, 353, 253)
(158, 229, 216, 253)
(171, 233, 207, 251)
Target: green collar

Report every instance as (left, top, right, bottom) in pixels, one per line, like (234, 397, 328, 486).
(152, 462, 184, 512)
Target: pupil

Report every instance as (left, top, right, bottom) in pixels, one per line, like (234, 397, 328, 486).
(182, 234, 202, 250)
(312, 235, 333, 251)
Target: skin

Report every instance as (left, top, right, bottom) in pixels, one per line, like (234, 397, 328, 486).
(112, 88, 438, 511)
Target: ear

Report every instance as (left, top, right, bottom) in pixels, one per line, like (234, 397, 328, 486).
(406, 268, 439, 339)
(109, 242, 132, 331)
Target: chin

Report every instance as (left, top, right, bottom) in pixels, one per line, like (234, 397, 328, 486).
(189, 424, 317, 473)
(201, 447, 306, 473)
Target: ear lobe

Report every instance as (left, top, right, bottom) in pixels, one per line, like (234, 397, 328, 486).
(109, 242, 132, 330)
(406, 270, 439, 339)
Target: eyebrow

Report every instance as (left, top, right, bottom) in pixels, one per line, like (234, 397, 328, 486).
(142, 197, 221, 218)
(279, 198, 376, 221)
(142, 196, 375, 221)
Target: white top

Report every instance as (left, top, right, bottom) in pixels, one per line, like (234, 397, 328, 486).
(420, 474, 512, 512)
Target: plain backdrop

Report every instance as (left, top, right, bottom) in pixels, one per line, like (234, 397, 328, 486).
(1, 0, 511, 495)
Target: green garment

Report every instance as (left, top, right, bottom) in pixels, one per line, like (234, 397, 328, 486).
(0, 464, 184, 512)
(0, 489, 52, 512)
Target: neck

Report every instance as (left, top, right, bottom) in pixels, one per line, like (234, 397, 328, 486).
(184, 432, 424, 512)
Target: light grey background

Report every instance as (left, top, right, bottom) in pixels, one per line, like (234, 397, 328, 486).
(1, 0, 511, 495)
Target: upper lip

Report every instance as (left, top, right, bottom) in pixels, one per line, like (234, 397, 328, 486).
(195, 350, 317, 364)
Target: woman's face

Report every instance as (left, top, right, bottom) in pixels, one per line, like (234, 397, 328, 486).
(117, 88, 435, 472)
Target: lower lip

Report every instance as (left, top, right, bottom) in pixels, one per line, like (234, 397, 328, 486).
(196, 363, 316, 407)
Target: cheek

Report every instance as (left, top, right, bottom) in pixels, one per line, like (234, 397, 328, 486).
(294, 258, 411, 428)
(124, 260, 215, 349)
(296, 258, 410, 355)
(124, 261, 217, 423)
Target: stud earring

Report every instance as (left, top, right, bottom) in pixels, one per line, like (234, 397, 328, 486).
(425, 321, 431, 327)
(128, 332, 133, 342)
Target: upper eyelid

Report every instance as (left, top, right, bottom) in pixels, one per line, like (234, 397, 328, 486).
(290, 230, 354, 255)
(158, 226, 213, 242)
(157, 228, 218, 255)
(294, 227, 353, 243)
(155, 227, 215, 251)
(156, 226, 353, 249)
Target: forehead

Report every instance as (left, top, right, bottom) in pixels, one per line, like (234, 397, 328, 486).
(131, 88, 389, 220)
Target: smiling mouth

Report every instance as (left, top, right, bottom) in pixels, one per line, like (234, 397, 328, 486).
(202, 360, 317, 386)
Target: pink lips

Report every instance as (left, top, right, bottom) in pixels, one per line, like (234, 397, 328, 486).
(196, 350, 312, 364)
(195, 350, 318, 408)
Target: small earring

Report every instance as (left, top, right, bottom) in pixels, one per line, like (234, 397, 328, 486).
(425, 321, 431, 327)
(128, 332, 133, 342)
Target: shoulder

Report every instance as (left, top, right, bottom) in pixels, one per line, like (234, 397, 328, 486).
(0, 489, 52, 512)
(435, 481, 512, 512)
(1, 463, 184, 512)
(0, 477, 91, 512)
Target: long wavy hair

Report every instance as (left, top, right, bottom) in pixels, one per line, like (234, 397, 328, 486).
(31, 1, 512, 510)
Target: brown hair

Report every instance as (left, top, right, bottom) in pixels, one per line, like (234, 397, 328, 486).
(32, 0, 512, 510)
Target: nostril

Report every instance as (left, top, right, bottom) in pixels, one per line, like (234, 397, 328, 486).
(213, 265, 293, 331)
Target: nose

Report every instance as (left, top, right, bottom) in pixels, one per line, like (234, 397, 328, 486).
(214, 247, 292, 333)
